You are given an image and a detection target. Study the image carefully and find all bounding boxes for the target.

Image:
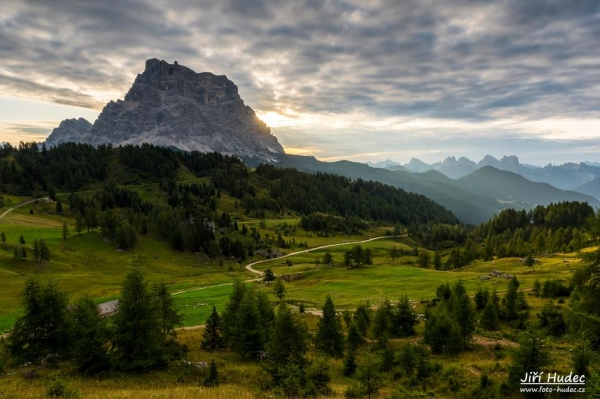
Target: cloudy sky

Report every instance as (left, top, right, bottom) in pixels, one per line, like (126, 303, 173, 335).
(1, 0, 599, 165)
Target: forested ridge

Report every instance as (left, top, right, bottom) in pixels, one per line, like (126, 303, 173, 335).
(410, 201, 596, 270)
(0, 142, 457, 259)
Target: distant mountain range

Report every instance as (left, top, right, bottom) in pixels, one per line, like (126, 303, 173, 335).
(259, 154, 600, 224)
(365, 155, 600, 199)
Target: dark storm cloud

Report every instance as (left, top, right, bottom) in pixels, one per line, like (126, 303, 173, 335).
(1, 0, 599, 160)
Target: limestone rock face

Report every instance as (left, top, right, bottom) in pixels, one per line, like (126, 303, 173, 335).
(45, 118, 93, 147)
(46, 59, 284, 161)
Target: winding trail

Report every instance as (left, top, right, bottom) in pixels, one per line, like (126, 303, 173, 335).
(244, 234, 407, 276)
(165, 235, 407, 319)
(0, 198, 39, 220)
(168, 234, 406, 298)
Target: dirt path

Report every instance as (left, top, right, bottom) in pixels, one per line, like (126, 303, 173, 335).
(245, 234, 407, 275)
(0, 198, 39, 220)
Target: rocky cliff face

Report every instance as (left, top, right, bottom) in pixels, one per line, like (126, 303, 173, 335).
(46, 59, 284, 161)
(45, 118, 93, 147)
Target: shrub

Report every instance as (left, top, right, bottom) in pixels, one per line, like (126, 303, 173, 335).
(45, 379, 79, 398)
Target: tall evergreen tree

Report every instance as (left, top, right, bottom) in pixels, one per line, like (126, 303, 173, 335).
(392, 295, 418, 337)
(8, 279, 71, 363)
(503, 276, 520, 321)
(507, 329, 550, 387)
(75, 212, 84, 235)
(62, 221, 69, 242)
(266, 302, 308, 376)
(480, 298, 500, 330)
(343, 349, 358, 376)
(451, 288, 475, 347)
(356, 351, 383, 399)
(201, 306, 224, 351)
(203, 360, 219, 387)
(474, 288, 489, 311)
(354, 304, 371, 336)
(39, 239, 50, 262)
(273, 277, 286, 300)
(152, 281, 183, 354)
(372, 301, 392, 340)
(33, 238, 40, 262)
(221, 279, 248, 347)
(112, 263, 166, 371)
(424, 307, 463, 354)
(256, 290, 275, 342)
(346, 323, 365, 352)
(315, 295, 345, 357)
(433, 250, 442, 270)
(71, 296, 110, 375)
(234, 293, 265, 359)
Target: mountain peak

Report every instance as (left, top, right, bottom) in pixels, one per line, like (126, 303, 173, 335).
(46, 59, 284, 161)
(478, 155, 499, 167)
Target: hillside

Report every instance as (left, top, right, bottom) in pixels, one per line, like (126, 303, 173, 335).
(575, 176, 600, 199)
(456, 166, 599, 208)
(268, 154, 600, 224)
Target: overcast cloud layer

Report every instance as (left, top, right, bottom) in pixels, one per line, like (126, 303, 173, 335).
(1, 0, 599, 164)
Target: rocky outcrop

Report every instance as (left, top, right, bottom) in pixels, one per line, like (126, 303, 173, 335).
(46, 59, 284, 162)
(45, 118, 93, 147)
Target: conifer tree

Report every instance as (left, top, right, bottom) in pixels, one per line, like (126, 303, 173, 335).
(480, 298, 500, 330)
(33, 238, 40, 262)
(315, 295, 345, 357)
(507, 329, 550, 387)
(346, 323, 365, 352)
(354, 304, 371, 336)
(221, 280, 248, 347)
(75, 212, 84, 235)
(433, 250, 442, 270)
(8, 279, 71, 363)
(201, 306, 224, 351)
(113, 262, 166, 371)
(40, 239, 50, 262)
(343, 349, 357, 376)
(71, 296, 110, 375)
(234, 293, 265, 359)
(474, 288, 489, 310)
(256, 290, 275, 341)
(152, 281, 183, 351)
(503, 276, 520, 321)
(263, 268, 275, 282)
(203, 360, 219, 387)
(451, 288, 475, 347)
(62, 221, 69, 242)
(323, 251, 333, 266)
(424, 307, 463, 354)
(356, 351, 383, 399)
(393, 295, 418, 337)
(266, 302, 308, 375)
(390, 246, 400, 263)
(273, 277, 286, 300)
(372, 302, 392, 340)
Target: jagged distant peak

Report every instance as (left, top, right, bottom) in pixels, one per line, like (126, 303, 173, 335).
(45, 59, 284, 162)
(366, 159, 401, 168)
